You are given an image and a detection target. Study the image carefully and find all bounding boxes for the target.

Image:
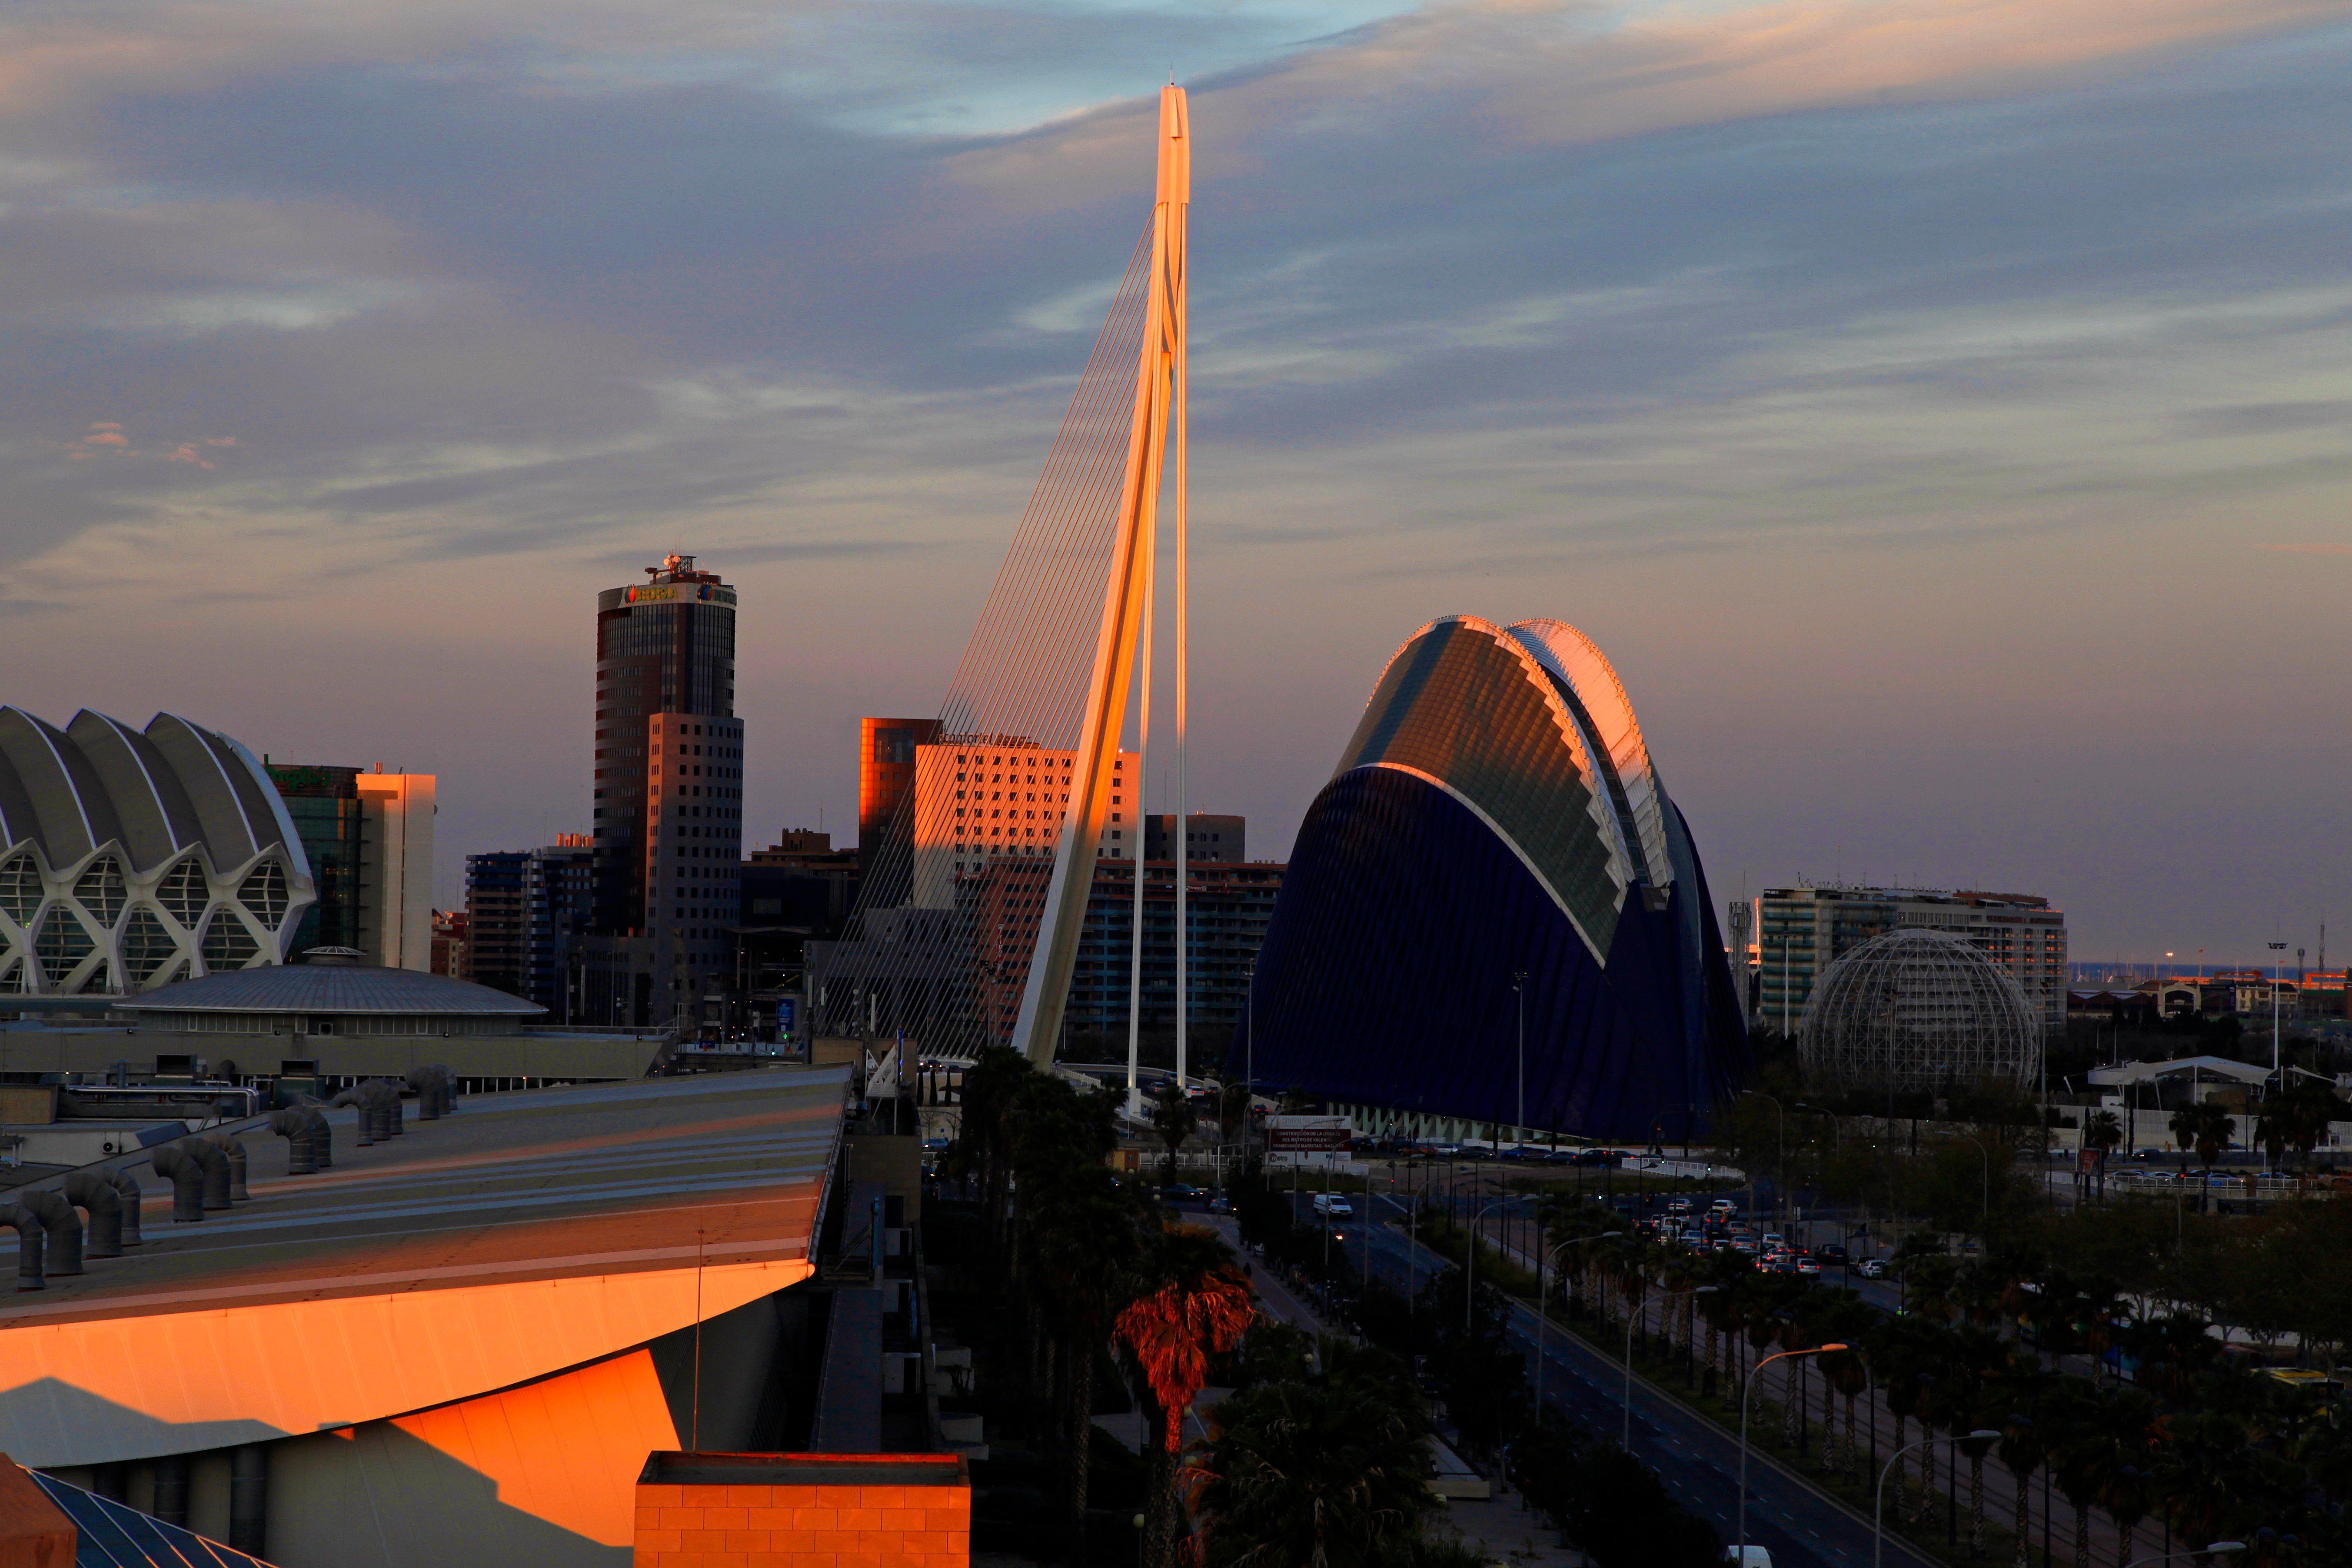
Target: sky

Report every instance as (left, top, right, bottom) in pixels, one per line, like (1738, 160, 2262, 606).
(2, 0, 2347, 969)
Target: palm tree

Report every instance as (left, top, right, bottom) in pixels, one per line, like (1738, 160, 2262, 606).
(2167, 1102, 2235, 1204)
(1031, 1169, 1149, 1547)
(1149, 1075, 1198, 1188)
(1117, 1224, 1257, 1568)
(1995, 1371, 2056, 1568)
(1195, 1341, 1438, 1568)
(2043, 1380, 2109, 1568)
(2084, 1111, 2123, 1199)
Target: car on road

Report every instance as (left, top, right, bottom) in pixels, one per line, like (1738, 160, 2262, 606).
(1856, 1258, 1890, 1279)
(1666, 1198, 1693, 1215)
(1207, 1192, 1232, 1213)
(1760, 1232, 1785, 1249)
(1162, 1183, 1207, 1203)
(1710, 1198, 1736, 1214)
(1795, 1257, 1822, 1275)
(1814, 1243, 1848, 1264)
(1730, 1238, 1759, 1254)
(1311, 1193, 1354, 1218)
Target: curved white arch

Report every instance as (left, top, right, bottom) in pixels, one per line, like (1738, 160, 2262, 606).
(1506, 619, 1671, 889)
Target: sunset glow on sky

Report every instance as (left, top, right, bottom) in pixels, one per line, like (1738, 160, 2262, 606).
(3, 0, 2345, 965)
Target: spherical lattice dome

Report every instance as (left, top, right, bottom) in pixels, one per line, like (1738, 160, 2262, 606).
(1798, 928, 2040, 1092)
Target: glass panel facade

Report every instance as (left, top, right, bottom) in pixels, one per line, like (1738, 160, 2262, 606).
(119, 906, 180, 988)
(75, 855, 126, 925)
(0, 854, 38, 923)
(237, 862, 289, 926)
(202, 910, 260, 970)
(156, 858, 209, 928)
(29, 1465, 274, 1568)
(33, 905, 95, 985)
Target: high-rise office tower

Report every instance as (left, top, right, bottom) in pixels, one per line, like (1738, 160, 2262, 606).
(587, 553, 745, 1026)
(857, 717, 941, 906)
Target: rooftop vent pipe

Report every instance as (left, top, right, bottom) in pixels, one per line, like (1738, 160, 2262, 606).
(148, 1147, 208, 1223)
(270, 1108, 330, 1174)
(405, 1064, 453, 1120)
(181, 1135, 234, 1208)
(3, 1206, 44, 1289)
(208, 1133, 250, 1201)
(62, 1171, 123, 1258)
(15, 1189, 83, 1276)
(107, 1169, 145, 1246)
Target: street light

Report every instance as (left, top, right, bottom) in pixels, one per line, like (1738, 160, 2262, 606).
(1626, 1285, 1717, 1447)
(1874, 1432, 2001, 1568)
(1951, 1131, 1996, 1232)
(1534, 1230, 1621, 1414)
(1739, 1344, 1846, 1565)
(1466, 1195, 1514, 1332)
(2123, 1550, 2244, 1568)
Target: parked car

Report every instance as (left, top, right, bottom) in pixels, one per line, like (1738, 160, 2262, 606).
(1856, 1258, 1890, 1279)
(1814, 1243, 1849, 1264)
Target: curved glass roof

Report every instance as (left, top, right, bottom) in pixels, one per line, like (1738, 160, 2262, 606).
(1334, 616, 1635, 957)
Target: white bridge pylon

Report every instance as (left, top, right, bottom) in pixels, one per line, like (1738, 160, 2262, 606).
(1009, 85, 1190, 1077)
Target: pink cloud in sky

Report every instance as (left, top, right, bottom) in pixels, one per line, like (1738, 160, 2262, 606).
(81, 428, 127, 446)
(2259, 542, 2352, 556)
(167, 443, 215, 469)
(953, 0, 2337, 208)
(205, 436, 236, 446)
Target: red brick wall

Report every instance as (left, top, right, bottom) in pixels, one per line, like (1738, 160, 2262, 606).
(635, 1478, 971, 1568)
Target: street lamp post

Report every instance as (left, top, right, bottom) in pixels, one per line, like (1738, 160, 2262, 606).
(1957, 1132, 1993, 1234)
(1466, 1195, 1512, 1333)
(1534, 1230, 1621, 1415)
(1873, 1432, 2001, 1568)
(1626, 1285, 1717, 1447)
(1740, 1344, 1846, 1565)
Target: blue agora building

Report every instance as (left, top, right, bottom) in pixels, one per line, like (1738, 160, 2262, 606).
(1235, 615, 1748, 1144)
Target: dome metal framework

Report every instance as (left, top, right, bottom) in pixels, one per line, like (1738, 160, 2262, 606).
(1798, 927, 2040, 1092)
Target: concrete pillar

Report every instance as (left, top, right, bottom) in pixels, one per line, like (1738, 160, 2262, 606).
(152, 1454, 190, 1526)
(229, 1444, 268, 1557)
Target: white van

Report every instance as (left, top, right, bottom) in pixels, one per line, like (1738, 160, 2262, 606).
(1311, 1193, 1354, 1218)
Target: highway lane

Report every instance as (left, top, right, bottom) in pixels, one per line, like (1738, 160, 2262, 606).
(1254, 1195, 1935, 1568)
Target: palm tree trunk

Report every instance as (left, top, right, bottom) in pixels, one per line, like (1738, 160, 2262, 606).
(1890, 1414, 1907, 1522)
(1969, 1454, 1985, 1558)
(2012, 1467, 2031, 1568)
(2074, 1502, 2090, 1568)
(1067, 1342, 1095, 1555)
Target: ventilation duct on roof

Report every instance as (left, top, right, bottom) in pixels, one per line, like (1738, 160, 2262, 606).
(3, 1206, 44, 1289)
(148, 1146, 208, 1223)
(107, 1168, 144, 1245)
(13, 1189, 83, 1276)
(270, 1107, 331, 1173)
(207, 1132, 250, 1201)
(62, 1170, 123, 1257)
(406, 1063, 453, 1120)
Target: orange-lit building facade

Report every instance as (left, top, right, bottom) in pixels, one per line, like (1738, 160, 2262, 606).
(908, 741, 1136, 910)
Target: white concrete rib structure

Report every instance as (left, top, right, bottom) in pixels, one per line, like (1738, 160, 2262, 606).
(0, 710, 315, 995)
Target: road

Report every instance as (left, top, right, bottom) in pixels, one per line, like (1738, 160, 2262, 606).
(1224, 1194, 1939, 1568)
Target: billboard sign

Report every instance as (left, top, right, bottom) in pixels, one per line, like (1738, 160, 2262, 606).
(1265, 1114, 1352, 1168)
